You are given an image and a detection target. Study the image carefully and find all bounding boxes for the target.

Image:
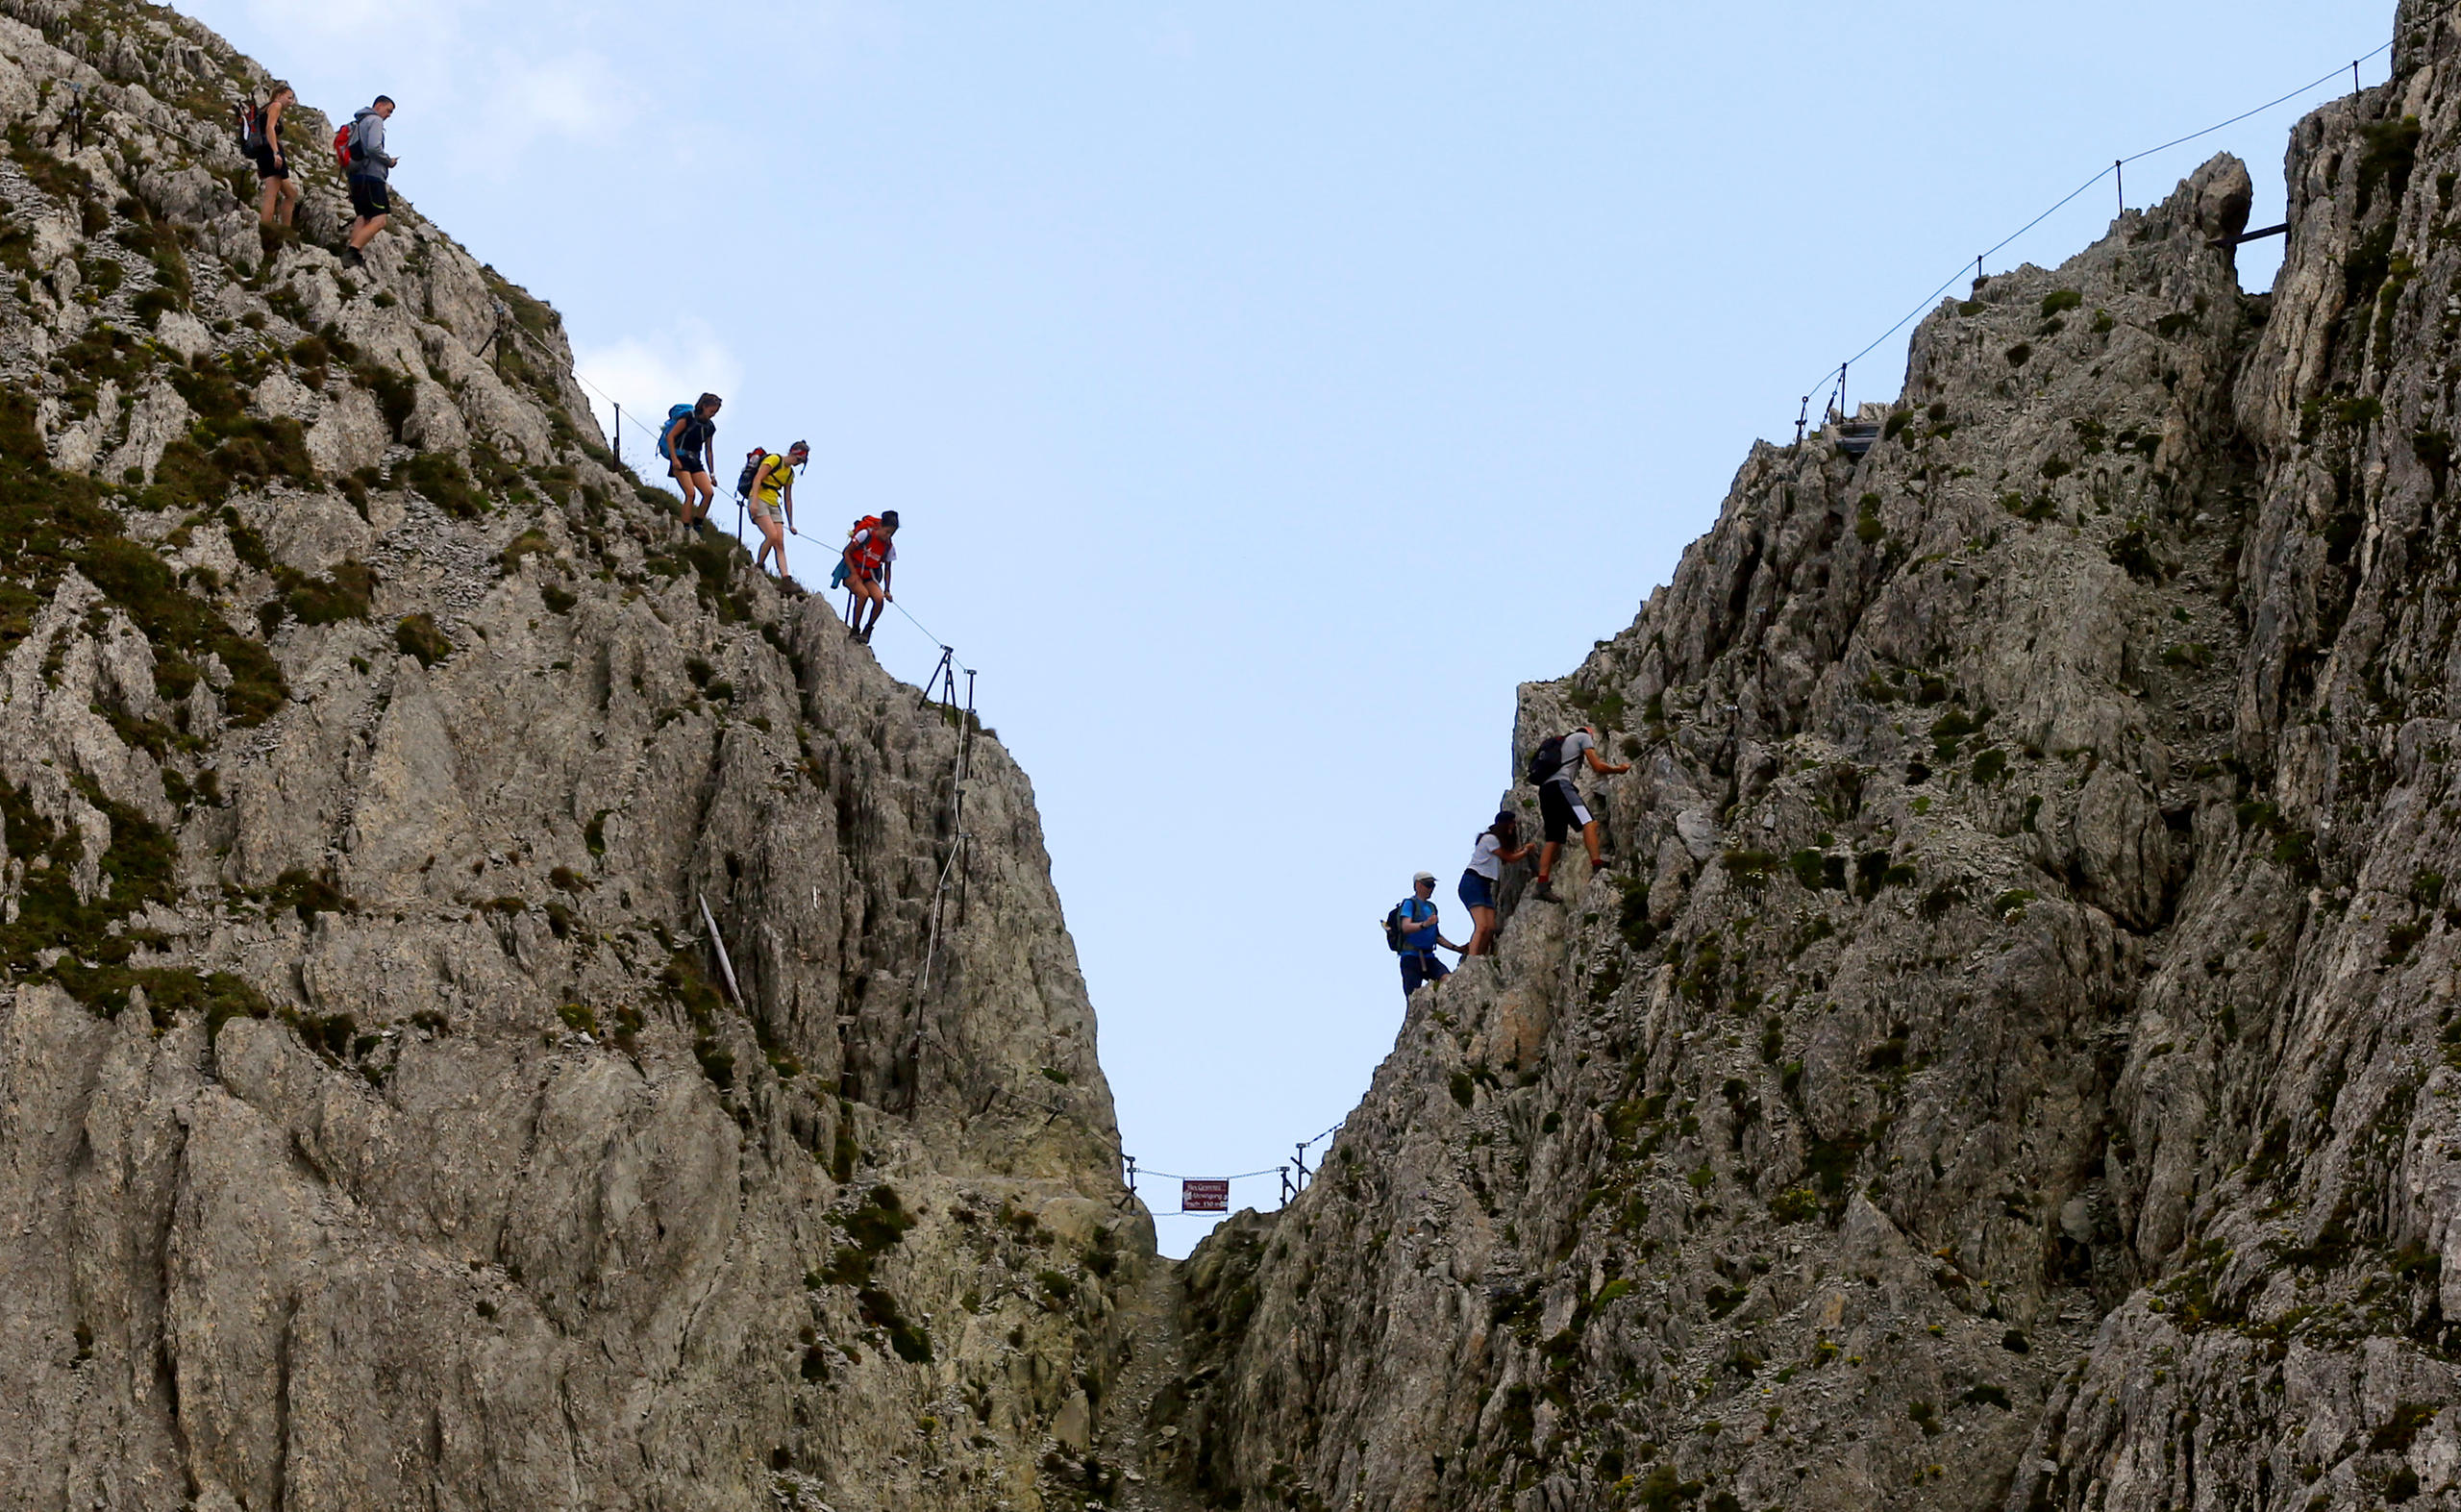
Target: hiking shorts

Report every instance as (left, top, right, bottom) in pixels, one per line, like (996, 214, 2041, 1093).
(348, 175, 388, 217)
(1539, 781, 1591, 843)
(672, 451, 708, 478)
(747, 496, 777, 527)
(1458, 870, 1496, 911)
(1400, 950, 1449, 998)
(251, 143, 287, 180)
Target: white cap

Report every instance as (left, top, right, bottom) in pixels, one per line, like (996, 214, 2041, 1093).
(1412, 871, 1436, 885)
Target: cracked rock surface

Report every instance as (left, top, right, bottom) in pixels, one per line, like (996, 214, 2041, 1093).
(0, 2, 1148, 1508)
(23, 0, 2461, 1509)
(1162, 4, 2461, 1508)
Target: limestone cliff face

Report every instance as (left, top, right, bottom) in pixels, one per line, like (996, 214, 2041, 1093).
(0, 5, 1146, 1510)
(1168, 5, 2461, 1508)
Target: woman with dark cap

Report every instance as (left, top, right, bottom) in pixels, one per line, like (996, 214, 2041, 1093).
(839, 509, 898, 643)
(1459, 810, 1536, 956)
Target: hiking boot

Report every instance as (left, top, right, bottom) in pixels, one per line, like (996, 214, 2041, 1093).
(339, 246, 363, 267)
(1531, 879, 1557, 903)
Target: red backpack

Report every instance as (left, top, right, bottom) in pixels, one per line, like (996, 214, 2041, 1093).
(332, 124, 354, 171)
(845, 516, 889, 571)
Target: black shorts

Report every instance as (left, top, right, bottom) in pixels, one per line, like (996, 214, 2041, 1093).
(672, 452, 708, 477)
(1400, 950, 1449, 998)
(250, 143, 287, 181)
(348, 175, 389, 218)
(1538, 781, 1591, 843)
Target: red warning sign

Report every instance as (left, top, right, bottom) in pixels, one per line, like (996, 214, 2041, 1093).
(1181, 1179, 1230, 1212)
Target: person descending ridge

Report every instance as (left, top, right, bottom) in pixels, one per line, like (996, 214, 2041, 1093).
(1529, 722, 1630, 902)
(339, 95, 397, 266)
(1383, 870, 1464, 1000)
(658, 393, 722, 533)
(833, 509, 898, 643)
(243, 84, 298, 234)
(744, 441, 808, 578)
(1459, 809, 1536, 955)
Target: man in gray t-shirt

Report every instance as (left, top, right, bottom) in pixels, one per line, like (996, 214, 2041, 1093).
(1533, 723, 1628, 901)
(343, 95, 399, 266)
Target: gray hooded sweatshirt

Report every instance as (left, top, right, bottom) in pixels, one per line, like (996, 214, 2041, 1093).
(348, 108, 393, 181)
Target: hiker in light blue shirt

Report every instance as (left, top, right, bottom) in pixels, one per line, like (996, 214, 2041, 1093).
(1389, 871, 1463, 1000)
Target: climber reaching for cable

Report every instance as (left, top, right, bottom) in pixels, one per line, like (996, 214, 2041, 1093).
(659, 393, 723, 533)
(1385, 871, 1464, 1000)
(1529, 723, 1629, 902)
(835, 510, 898, 643)
(747, 441, 807, 579)
(1459, 810, 1535, 955)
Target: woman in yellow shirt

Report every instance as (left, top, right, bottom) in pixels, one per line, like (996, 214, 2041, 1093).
(748, 440, 808, 578)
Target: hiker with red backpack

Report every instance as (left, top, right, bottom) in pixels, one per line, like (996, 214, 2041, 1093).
(657, 393, 722, 532)
(1528, 724, 1628, 901)
(743, 441, 808, 578)
(338, 95, 397, 267)
(239, 84, 297, 232)
(831, 510, 898, 643)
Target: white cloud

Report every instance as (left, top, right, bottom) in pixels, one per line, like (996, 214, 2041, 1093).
(496, 51, 625, 137)
(438, 49, 635, 176)
(220, 0, 632, 170)
(572, 319, 744, 460)
(238, 0, 467, 45)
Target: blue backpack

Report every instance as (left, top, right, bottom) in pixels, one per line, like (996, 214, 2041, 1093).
(653, 402, 697, 460)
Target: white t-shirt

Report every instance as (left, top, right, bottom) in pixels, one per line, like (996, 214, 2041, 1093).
(1467, 831, 1506, 880)
(1547, 729, 1595, 790)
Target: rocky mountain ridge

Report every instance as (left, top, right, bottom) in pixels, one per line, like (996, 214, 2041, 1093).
(0, 3, 1156, 1509)
(14, 1, 2461, 1510)
(1156, 3, 2461, 1508)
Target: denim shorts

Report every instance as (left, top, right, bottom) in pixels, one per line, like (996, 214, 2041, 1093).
(1458, 870, 1496, 910)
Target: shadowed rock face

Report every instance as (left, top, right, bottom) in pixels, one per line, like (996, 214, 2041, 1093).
(19, 0, 2461, 1507)
(0, 4, 1147, 1509)
(1166, 5, 2461, 1508)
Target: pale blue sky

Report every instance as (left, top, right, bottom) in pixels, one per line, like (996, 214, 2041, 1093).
(188, 0, 2388, 1252)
